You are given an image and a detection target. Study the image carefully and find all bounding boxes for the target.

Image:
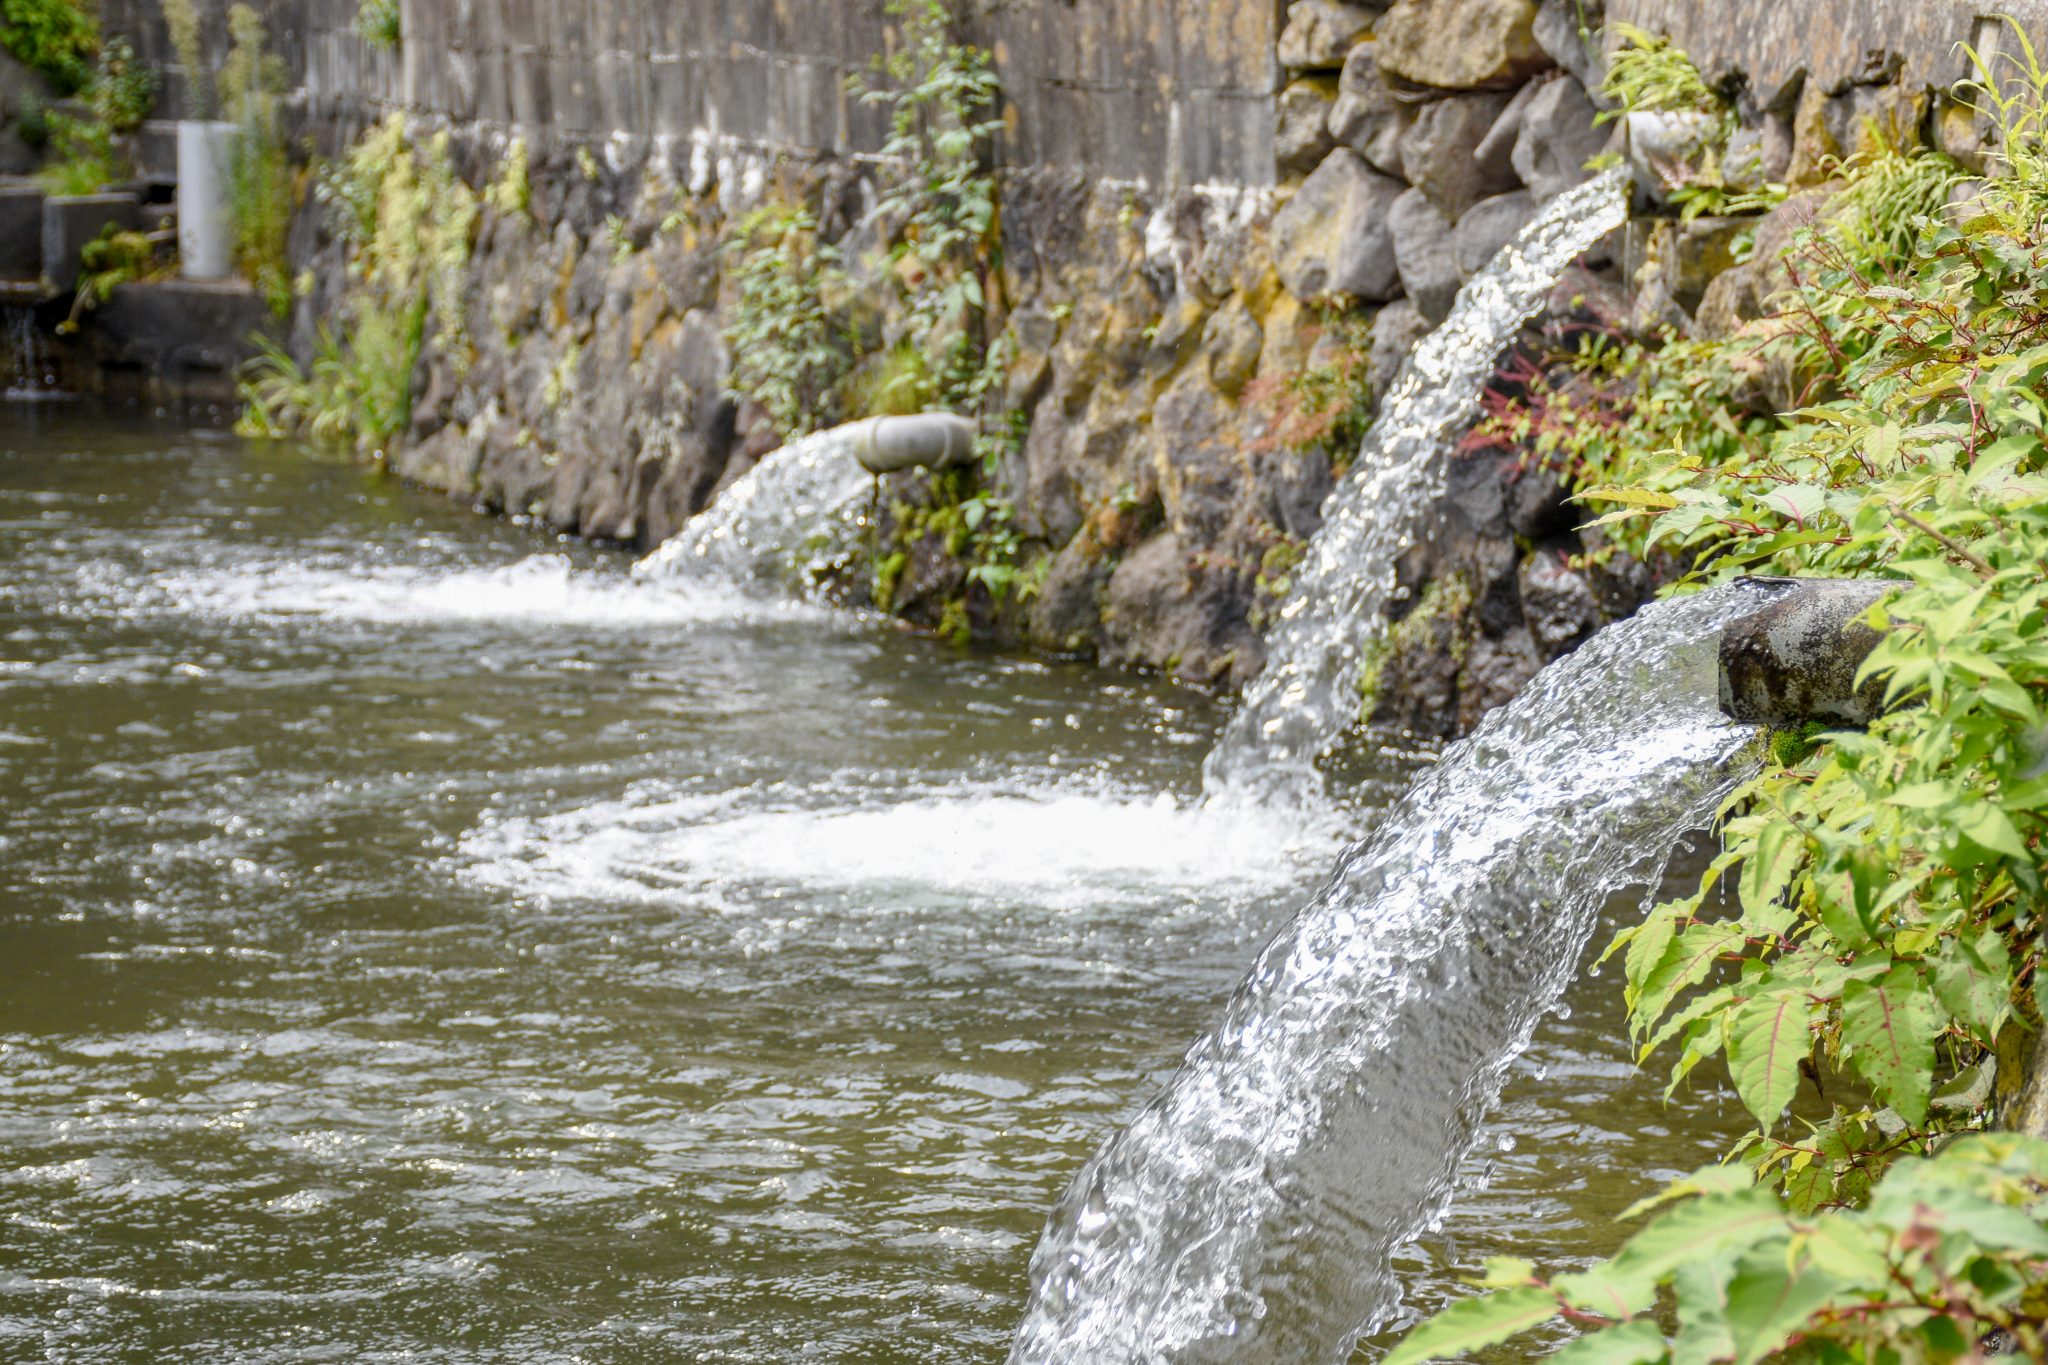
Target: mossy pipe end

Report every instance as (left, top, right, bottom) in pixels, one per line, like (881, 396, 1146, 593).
(1718, 578, 1894, 727)
(848, 414, 980, 474)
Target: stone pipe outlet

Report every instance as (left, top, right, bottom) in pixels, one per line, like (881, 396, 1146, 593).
(847, 414, 980, 474)
(1718, 578, 1894, 727)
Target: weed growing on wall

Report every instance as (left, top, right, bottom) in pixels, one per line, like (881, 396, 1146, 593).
(721, 202, 855, 441)
(851, 0, 1005, 410)
(1395, 22, 2048, 1365)
(35, 34, 156, 199)
(221, 5, 293, 316)
(354, 0, 401, 52)
(1, 0, 96, 94)
(241, 114, 476, 453)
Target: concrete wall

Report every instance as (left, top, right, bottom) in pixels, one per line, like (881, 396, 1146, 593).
(98, 0, 1283, 188)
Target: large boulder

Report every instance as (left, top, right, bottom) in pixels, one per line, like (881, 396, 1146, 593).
(1532, 0, 1602, 90)
(1272, 149, 1406, 303)
(1398, 90, 1521, 218)
(1376, 0, 1553, 90)
(1277, 77, 1340, 175)
(1453, 190, 1535, 274)
(1389, 188, 1460, 325)
(1511, 74, 1608, 202)
(1279, 1, 1380, 71)
(1328, 42, 1415, 176)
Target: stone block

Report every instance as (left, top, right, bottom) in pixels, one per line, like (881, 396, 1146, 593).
(1389, 187, 1460, 325)
(1399, 90, 1521, 217)
(1376, 0, 1553, 90)
(1272, 149, 1406, 303)
(1279, 1, 1379, 71)
(1328, 42, 1415, 175)
(90, 277, 279, 402)
(1276, 77, 1340, 175)
(0, 181, 44, 278)
(41, 192, 139, 293)
(1511, 75, 1607, 202)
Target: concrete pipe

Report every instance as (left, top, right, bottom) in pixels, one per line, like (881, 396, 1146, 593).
(1718, 578, 1895, 726)
(847, 413, 980, 474)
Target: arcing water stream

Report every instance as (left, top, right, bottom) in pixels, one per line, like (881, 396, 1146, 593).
(1203, 171, 1629, 806)
(634, 424, 877, 592)
(1010, 585, 1774, 1362)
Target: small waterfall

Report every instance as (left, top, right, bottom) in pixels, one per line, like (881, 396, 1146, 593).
(1203, 172, 1629, 805)
(633, 425, 873, 590)
(3, 306, 53, 397)
(1010, 582, 1781, 1364)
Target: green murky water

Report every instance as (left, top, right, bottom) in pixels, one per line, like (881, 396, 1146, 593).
(0, 408, 1748, 1361)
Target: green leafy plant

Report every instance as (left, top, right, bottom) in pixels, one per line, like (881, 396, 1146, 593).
(59, 223, 173, 331)
(849, 0, 1005, 410)
(160, 0, 206, 117)
(720, 201, 855, 441)
(91, 35, 157, 133)
(1245, 313, 1376, 469)
(242, 113, 477, 452)
(1598, 22, 1728, 127)
(220, 6, 294, 316)
(1397, 23, 2048, 1364)
(1388, 1136, 2048, 1365)
(1, 0, 97, 94)
(354, 0, 401, 51)
(36, 105, 120, 194)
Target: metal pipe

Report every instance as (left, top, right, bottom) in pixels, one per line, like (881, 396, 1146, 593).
(846, 413, 980, 474)
(1717, 578, 1894, 726)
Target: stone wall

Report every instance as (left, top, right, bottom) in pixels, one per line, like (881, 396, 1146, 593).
(58, 0, 2045, 735)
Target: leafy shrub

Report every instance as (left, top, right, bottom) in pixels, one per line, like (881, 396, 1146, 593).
(354, 0, 400, 52)
(720, 201, 855, 441)
(850, 0, 1005, 410)
(1388, 1135, 2048, 1365)
(220, 6, 294, 316)
(242, 114, 477, 452)
(1, 0, 97, 94)
(91, 36, 157, 132)
(1397, 22, 2048, 1365)
(35, 105, 119, 194)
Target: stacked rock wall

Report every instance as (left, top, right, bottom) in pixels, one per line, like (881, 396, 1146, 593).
(67, 0, 2048, 734)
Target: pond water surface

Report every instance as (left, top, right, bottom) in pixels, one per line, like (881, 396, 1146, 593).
(0, 409, 1748, 1361)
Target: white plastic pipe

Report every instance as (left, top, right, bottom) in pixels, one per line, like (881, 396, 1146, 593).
(845, 413, 979, 474)
(177, 120, 238, 281)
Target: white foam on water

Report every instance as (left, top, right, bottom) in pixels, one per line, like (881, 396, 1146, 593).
(459, 778, 1344, 912)
(149, 553, 834, 630)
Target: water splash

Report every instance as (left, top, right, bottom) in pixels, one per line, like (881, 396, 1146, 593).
(1010, 582, 1780, 1364)
(1203, 172, 1629, 805)
(633, 426, 874, 591)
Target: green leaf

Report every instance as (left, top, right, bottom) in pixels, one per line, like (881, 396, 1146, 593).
(1637, 923, 1746, 1029)
(1842, 966, 1941, 1126)
(1382, 1288, 1558, 1365)
(1956, 802, 2029, 859)
(1722, 1246, 1841, 1365)
(1930, 930, 2012, 1041)
(1547, 1318, 1670, 1365)
(1726, 990, 1813, 1127)
(1559, 1191, 1787, 1319)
